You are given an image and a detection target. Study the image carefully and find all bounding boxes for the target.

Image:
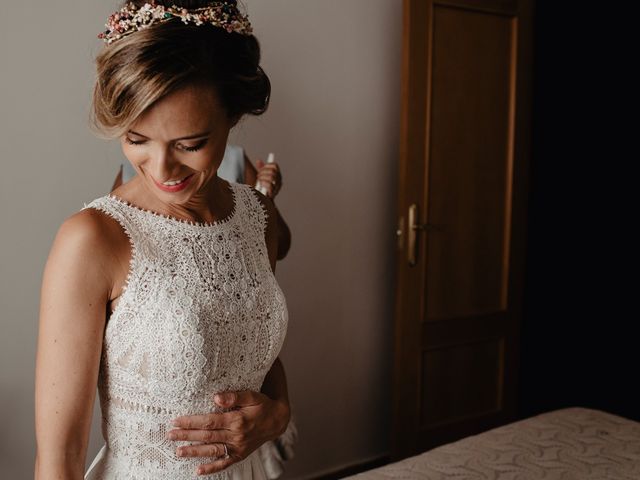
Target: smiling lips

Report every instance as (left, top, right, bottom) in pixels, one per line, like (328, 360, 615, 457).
(154, 173, 195, 192)
(163, 175, 190, 186)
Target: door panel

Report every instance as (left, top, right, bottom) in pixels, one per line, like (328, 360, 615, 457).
(426, 6, 514, 320)
(392, 0, 533, 459)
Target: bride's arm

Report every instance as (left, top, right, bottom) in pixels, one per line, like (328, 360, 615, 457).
(34, 210, 113, 479)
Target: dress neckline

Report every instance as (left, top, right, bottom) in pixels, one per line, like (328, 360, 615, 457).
(106, 181, 239, 228)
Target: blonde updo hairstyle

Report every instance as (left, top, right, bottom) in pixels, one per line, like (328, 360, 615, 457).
(90, 0, 270, 139)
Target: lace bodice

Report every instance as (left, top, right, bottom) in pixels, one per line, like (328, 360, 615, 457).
(81, 182, 289, 479)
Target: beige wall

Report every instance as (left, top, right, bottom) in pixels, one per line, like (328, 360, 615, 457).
(0, 1, 401, 478)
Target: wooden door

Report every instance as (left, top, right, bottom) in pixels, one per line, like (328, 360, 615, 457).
(391, 0, 534, 459)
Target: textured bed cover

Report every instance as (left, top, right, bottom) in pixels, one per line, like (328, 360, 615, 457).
(343, 407, 640, 479)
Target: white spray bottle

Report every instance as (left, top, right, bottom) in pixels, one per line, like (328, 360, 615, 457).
(255, 152, 275, 196)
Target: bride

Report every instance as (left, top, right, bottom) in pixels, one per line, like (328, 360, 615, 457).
(34, 1, 293, 478)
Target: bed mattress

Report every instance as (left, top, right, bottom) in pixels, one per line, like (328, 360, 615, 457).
(343, 407, 640, 479)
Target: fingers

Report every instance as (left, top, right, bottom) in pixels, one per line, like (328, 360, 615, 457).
(175, 441, 227, 459)
(257, 180, 274, 197)
(257, 166, 279, 180)
(166, 427, 225, 443)
(256, 167, 282, 197)
(259, 164, 281, 182)
(213, 391, 237, 407)
(175, 443, 236, 476)
(170, 433, 244, 476)
(256, 178, 274, 197)
(195, 456, 237, 476)
(213, 390, 262, 408)
(167, 391, 266, 474)
(170, 412, 224, 430)
(257, 162, 282, 181)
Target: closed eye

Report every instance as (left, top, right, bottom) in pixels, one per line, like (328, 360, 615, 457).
(179, 140, 208, 152)
(124, 137, 208, 152)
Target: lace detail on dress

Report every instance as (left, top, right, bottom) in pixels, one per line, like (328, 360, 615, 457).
(81, 182, 288, 479)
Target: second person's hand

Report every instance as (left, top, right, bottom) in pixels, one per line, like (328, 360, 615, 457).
(165, 390, 290, 476)
(255, 158, 283, 198)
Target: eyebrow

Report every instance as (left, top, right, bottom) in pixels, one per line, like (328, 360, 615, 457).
(127, 130, 211, 141)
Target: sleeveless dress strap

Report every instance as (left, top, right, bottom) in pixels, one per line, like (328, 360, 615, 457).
(81, 195, 140, 248)
(81, 196, 143, 304)
(237, 184, 269, 240)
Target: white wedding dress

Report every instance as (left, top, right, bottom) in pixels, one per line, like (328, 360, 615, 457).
(81, 181, 289, 479)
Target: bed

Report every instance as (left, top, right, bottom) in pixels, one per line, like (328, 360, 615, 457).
(342, 407, 640, 479)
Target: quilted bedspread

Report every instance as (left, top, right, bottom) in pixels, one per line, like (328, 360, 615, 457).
(343, 407, 640, 479)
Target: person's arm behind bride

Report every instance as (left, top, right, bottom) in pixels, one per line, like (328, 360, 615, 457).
(34, 212, 115, 478)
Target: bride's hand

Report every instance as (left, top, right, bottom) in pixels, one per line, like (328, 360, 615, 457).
(165, 390, 291, 476)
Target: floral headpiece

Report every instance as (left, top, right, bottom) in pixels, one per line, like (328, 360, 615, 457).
(98, 1, 252, 45)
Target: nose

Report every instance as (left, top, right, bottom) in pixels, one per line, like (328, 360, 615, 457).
(147, 145, 180, 182)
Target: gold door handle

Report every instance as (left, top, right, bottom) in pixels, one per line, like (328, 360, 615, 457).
(407, 203, 439, 266)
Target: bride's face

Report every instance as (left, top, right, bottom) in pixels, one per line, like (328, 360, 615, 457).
(120, 81, 233, 202)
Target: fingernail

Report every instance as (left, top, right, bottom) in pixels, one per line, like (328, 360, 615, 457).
(171, 419, 180, 426)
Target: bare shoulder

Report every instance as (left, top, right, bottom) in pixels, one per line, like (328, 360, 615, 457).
(250, 187, 278, 273)
(56, 208, 120, 263)
(47, 207, 125, 294)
